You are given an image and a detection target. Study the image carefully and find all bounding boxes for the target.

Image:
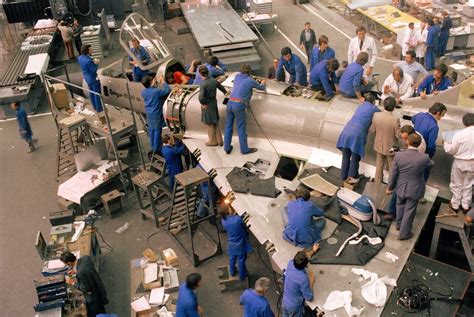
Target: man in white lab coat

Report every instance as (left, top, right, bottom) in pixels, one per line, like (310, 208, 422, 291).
(415, 22, 428, 65)
(401, 22, 417, 59)
(381, 67, 414, 104)
(444, 113, 474, 214)
(347, 26, 378, 78)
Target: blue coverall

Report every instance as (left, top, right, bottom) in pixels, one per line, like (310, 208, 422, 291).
(129, 45, 151, 82)
(223, 73, 265, 154)
(196, 180, 219, 218)
(176, 283, 200, 317)
(193, 61, 227, 85)
(78, 54, 103, 112)
(309, 46, 335, 71)
(338, 62, 368, 98)
(336, 101, 381, 180)
(282, 260, 313, 317)
(309, 59, 338, 97)
(141, 83, 171, 152)
(162, 141, 186, 191)
(425, 24, 440, 71)
(282, 198, 325, 248)
(240, 289, 275, 317)
(15, 106, 33, 143)
(438, 17, 452, 57)
(416, 75, 452, 95)
(412, 112, 439, 181)
(221, 214, 252, 280)
(276, 54, 308, 86)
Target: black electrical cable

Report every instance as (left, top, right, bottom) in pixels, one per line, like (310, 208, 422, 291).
(95, 228, 113, 252)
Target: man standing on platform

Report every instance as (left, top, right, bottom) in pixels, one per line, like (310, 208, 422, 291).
(299, 22, 316, 64)
(162, 134, 186, 191)
(443, 113, 474, 214)
(78, 45, 103, 114)
(176, 273, 204, 317)
(387, 133, 434, 240)
(141, 75, 171, 156)
(60, 251, 108, 317)
(347, 26, 378, 78)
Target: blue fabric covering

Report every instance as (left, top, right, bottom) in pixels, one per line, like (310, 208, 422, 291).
(282, 260, 313, 313)
(309, 46, 335, 71)
(309, 60, 337, 96)
(276, 54, 307, 86)
(176, 283, 199, 317)
(162, 142, 185, 190)
(336, 101, 381, 158)
(78, 54, 103, 112)
(416, 75, 451, 95)
(240, 289, 275, 317)
(412, 112, 439, 158)
(129, 45, 150, 82)
(283, 198, 325, 248)
(338, 62, 364, 97)
(15, 106, 32, 141)
(193, 62, 227, 85)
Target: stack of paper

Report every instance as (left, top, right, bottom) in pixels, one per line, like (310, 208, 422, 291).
(131, 296, 151, 312)
(149, 287, 170, 306)
(144, 263, 158, 284)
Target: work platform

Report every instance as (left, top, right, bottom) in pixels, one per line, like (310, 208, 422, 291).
(183, 135, 439, 315)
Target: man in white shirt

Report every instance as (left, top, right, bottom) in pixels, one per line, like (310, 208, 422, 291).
(415, 22, 428, 65)
(443, 113, 474, 214)
(381, 67, 413, 104)
(402, 23, 417, 59)
(394, 50, 428, 88)
(347, 26, 378, 77)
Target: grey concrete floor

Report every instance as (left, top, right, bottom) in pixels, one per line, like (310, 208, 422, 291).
(1, 1, 472, 316)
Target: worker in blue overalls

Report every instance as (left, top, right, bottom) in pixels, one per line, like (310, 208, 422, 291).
(417, 63, 452, 99)
(78, 44, 103, 113)
(425, 18, 439, 71)
(193, 56, 227, 85)
(276, 47, 307, 86)
(11, 102, 37, 152)
(220, 205, 252, 280)
(129, 38, 151, 82)
(162, 134, 186, 192)
(224, 64, 266, 155)
(141, 75, 171, 155)
(309, 58, 340, 99)
(438, 12, 452, 57)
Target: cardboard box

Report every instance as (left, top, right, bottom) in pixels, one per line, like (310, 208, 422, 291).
(162, 248, 179, 268)
(50, 83, 69, 109)
(142, 264, 161, 290)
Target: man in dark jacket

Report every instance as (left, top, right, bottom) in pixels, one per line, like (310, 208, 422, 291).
(299, 22, 316, 64)
(60, 251, 108, 317)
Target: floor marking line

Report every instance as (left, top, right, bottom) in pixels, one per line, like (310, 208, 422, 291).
(0, 112, 52, 123)
(274, 25, 307, 58)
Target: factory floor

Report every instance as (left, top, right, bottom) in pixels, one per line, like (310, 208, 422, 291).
(0, 1, 473, 316)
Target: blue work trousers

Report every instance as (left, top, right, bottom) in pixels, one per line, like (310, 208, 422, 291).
(341, 148, 361, 180)
(425, 47, 435, 71)
(282, 305, 304, 317)
(229, 253, 248, 280)
(87, 80, 103, 112)
(438, 32, 449, 57)
(133, 68, 149, 83)
(149, 128, 162, 152)
(196, 197, 209, 218)
(224, 101, 250, 154)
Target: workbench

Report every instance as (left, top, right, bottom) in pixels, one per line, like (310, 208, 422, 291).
(358, 5, 421, 36)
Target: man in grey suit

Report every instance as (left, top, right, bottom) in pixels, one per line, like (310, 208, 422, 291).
(387, 133, 434, 240)
(371, 97, 400, 183)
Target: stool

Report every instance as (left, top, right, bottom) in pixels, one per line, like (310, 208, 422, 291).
(429, 203, 473, 272)
(100, 190, 123, 218)
(57, 197, 80, 215)
(217, 265, 249, 293)
(132, 170, 166, 227)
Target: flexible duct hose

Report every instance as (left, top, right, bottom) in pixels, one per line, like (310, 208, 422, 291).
(335, 215, 363, 257)
(368, 197, 381, 225)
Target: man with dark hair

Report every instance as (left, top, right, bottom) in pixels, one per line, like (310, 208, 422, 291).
(381, 67, 413, 104)
(387, 133, 434, 240)
(193, 55, 227, 85)
(72, 18, 83, 54)
(166, 70, 190, 85)
(78, 44, 103, 113)
(299, 22, 316, 64)
(371, 97, 400, 183)
(438, 11, 452, 57)
(339, 52, 374, 101)
(141, 75, 171, 155)
(310, 35, 336, 71)
(417, 64, 452, 99)
(276, 47, 307, 86)
(162, 134, 186, 191)
(425, 18, 440, 70)
(402, 22, 417, 59)
(240, 277, 274, 317)
(347, 26, 377, 77)
(60, 251, 108, 317)
(10, 102, 37, 152)
(176, 273, 203, 317)
(219, 205, 252, 280)
(400, 125, 426, 154)
(444, 113, 474, 213)
(198, 65, 227, 146)
(129, 38, 151, 82)
(282, 188, 326, 249)
(224, 64, 266, 155)
(412, 102, 447, 161)
(58, 21, 75, 59)
(309, 58, 339, 99)
(394, 50, 427, 87)
(282, 250, 316, 317)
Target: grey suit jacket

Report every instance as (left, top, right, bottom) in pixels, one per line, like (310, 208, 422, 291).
(388, 148, 434, 200)
(371, 110, 400, 155)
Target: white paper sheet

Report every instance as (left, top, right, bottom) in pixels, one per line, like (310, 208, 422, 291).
(144, 263, 158, 284)
(47, 259, 66, 270)
(149, 287, 165, 305)
(131, 296, 151, 312)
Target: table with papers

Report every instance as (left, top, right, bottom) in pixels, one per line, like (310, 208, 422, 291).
(358, 5, 421, 36)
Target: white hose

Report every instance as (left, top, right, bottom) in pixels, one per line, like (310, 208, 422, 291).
(368, 198, 381, 225)
(336, 215, 363, 257)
